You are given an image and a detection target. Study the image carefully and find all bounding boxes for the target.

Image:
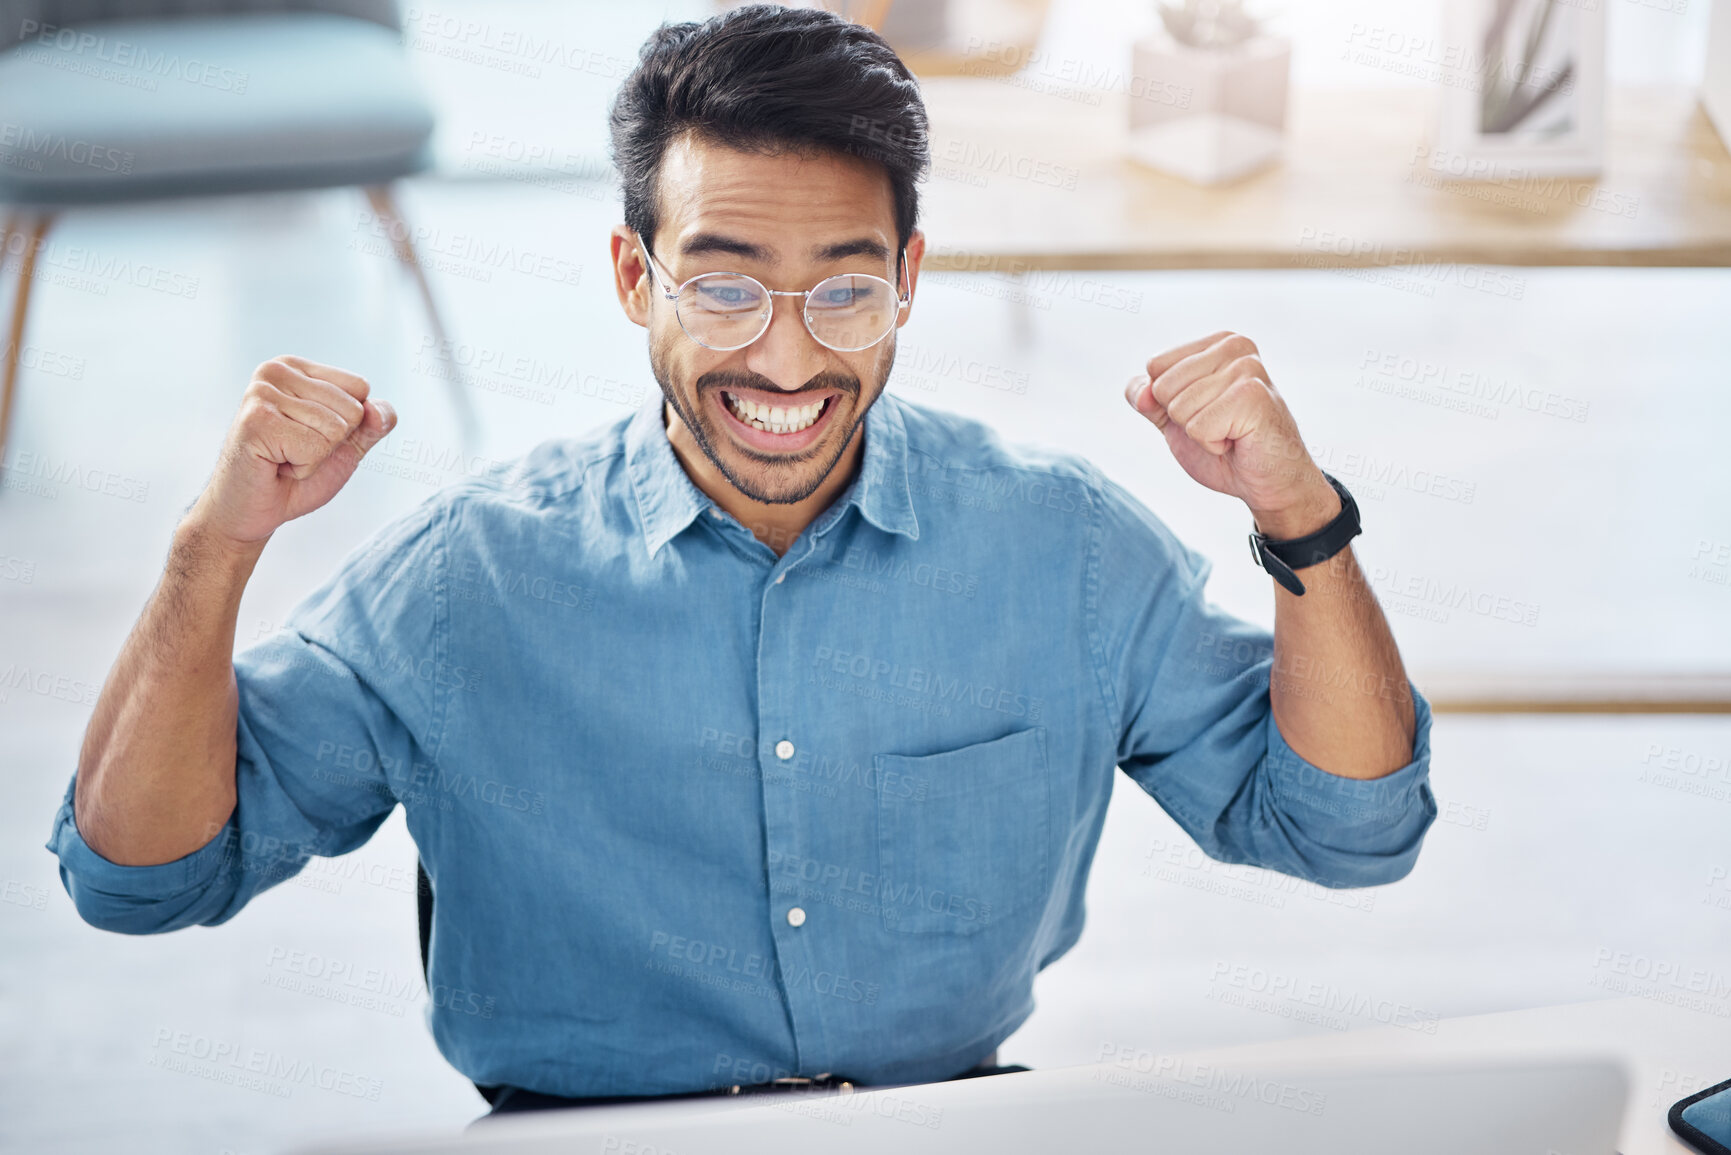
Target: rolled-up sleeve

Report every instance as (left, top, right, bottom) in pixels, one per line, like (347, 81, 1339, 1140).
(46, 494, 449, 933)
(1086, 470, 1436, 889)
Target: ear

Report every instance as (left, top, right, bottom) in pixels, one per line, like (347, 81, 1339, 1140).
(895, 227, 925, 331)
(610, 224, 652, 329)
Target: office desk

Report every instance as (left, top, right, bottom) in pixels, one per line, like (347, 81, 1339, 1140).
(1143, 995, 1726, 1155)
(298, 996, 1720, 1154)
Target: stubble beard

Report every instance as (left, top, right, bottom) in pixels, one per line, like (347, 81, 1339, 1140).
(648, 334, 896, 506)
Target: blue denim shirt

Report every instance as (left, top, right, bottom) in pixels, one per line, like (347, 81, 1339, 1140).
(48, 393, 1436, 1096)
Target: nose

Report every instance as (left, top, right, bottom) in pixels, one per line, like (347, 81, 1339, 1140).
(741, 293, 830, 391)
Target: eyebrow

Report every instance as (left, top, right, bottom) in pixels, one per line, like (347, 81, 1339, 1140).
(815, 238, 892, 262)
(678, 233, 770, 262)
(676, 233, 893, 264)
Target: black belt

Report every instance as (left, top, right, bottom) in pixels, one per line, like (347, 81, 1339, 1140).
(480, 1059, 1030, 1115)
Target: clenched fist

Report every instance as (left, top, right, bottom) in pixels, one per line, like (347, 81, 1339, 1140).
(185, 355, 396, 550)
(1125, 331, 1338, 540)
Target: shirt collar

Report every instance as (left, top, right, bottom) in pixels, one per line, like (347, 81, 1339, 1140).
(624, 392, 920, 559)
(625, 398, 709, 559)
(848, 391, 920, 542)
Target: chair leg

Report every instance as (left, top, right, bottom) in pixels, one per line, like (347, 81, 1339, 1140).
(0, 212, 55, 476)
(0, 212, 16, 472)
(362, 184, 480, 449)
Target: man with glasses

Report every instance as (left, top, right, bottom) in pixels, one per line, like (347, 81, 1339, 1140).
(50, 3, 1436, 1117)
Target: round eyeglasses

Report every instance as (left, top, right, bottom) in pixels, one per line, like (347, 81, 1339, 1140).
(637, 235, 911, 353)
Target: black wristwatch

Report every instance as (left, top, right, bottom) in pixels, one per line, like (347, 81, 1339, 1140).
(1247, 472, 1360, 596)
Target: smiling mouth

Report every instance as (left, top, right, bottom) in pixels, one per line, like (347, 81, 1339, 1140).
(721, 390, 834, 435)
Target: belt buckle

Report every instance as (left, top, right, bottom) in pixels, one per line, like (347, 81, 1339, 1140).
(728, 1073, 855, 1097)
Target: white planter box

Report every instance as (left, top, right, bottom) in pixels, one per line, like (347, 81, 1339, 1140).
(1127, 33, 1291, 185)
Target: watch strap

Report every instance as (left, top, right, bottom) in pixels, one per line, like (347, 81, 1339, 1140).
(1248, 473, 1361, 596)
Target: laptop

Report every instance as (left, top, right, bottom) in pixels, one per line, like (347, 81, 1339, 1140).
(292, 1051, 1628, 1155)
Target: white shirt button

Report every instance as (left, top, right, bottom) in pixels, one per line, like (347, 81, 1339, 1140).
(786, 907, 807, 927)
(774, 739, 795, 761)
(708, 508, 724, 519)
(774, 573, 785, 584)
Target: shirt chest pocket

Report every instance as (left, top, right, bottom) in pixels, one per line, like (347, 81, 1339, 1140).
(874, 726, 1051, 936)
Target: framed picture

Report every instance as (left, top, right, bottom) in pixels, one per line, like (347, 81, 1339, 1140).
(1433, 0, 1606, 179)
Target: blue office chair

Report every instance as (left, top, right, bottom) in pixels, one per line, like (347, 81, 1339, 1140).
(0, 0, 477, 467)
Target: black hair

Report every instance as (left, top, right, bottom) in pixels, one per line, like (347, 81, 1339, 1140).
(608, 4, 929, 257)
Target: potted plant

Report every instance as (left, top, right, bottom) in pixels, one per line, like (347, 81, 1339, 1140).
(1128, 0, 1291, 185)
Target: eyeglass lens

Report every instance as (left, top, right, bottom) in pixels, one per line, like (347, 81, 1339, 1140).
(678, 272, 899, 352)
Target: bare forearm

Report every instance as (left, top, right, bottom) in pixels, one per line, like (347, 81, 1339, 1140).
(1265, 542, 1416, 780)
(74, 521, 264, 865)
(1125, 332, 1418, 779)
(73, 356, 394, 865)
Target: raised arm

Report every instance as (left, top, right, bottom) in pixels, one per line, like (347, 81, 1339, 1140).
(1125, 331, 1414, 780)
(74, 356, 396, 865)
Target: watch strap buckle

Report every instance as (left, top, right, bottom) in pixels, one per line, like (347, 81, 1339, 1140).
(1248, 532, 1307, 596)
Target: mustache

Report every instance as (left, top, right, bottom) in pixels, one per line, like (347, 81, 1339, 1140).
(697, 369, 859, 398)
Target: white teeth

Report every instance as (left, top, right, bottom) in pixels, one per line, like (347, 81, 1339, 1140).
(724, 392, 825, 434)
